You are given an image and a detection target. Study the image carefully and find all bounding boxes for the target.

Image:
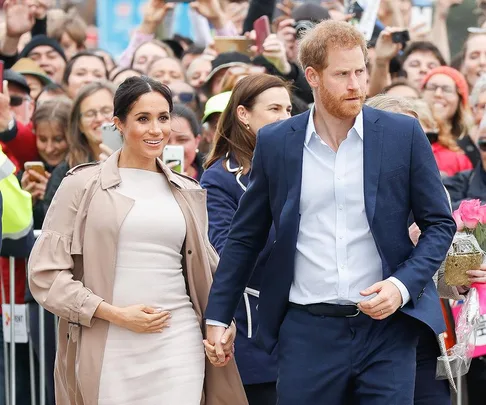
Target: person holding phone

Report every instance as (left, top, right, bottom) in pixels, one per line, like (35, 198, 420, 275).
(43, 81, 116, 212)
(201, 74, 292, 405)
(28, 75, 247, 405)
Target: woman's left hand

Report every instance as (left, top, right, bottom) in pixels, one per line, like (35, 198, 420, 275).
(467, 264, 486, 284)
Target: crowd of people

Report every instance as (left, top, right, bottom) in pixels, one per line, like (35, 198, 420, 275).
(0, 0, 486, 404)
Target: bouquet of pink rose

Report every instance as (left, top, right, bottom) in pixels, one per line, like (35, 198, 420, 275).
(447, 200, 486, 286)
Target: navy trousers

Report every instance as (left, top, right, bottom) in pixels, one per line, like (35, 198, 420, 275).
(277, 307, 420, 405)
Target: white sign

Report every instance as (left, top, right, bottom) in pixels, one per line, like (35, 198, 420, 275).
(359, 0, 381, 41)
(2, 304, 28, 343)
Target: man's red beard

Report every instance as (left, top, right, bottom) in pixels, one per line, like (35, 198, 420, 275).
(318, 82, 366, 120)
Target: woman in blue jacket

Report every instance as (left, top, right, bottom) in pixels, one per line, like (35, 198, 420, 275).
(201, 74, 292, 405)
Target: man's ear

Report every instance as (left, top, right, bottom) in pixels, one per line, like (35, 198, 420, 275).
(305, 67, 321, 90)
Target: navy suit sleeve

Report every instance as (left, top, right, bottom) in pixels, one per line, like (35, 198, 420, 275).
(205, 133, 273, 325)
(393, 119, 456, 306)
(200, 168, 239, 255)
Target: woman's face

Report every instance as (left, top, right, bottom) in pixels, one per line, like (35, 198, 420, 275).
(473, 90, 486, 126)
(188, 58, 212, 88)
(60, 32, 82, 60)
(167, 116, 200, 171)
(132, 43, 169, 74)
(402, 51, 442, 90)
(35, 121, 68, 167)
(78, 89, 114, 146)
(148, 58, 185, 86)
(462, 34, 486, 89)
(67, 56, 107, 99)
(240, 87, 292, 135)
(422, 74, 460, 123)
(116, 92, 172, 162)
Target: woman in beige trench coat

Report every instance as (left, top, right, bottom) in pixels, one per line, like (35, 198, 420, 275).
(28, 76, 248, 405)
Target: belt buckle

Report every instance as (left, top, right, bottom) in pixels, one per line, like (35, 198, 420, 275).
(345, 305, 361, 318)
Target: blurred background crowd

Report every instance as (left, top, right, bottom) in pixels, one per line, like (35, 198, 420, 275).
(0, 0, 485, 404)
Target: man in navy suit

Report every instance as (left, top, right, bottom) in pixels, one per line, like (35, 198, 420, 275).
(204, 20, 456, 404)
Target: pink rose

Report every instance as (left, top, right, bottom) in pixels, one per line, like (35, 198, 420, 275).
(459, 199, 481, 229)
(453, 210, 465, 232)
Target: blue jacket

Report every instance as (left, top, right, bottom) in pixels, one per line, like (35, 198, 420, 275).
(205, 106, 456, 354)
(200, 156, 277, 385)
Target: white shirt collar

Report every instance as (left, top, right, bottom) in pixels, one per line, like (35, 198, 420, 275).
(305, 105, 364, 145)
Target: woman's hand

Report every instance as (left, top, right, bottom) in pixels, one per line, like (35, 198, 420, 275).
(467, 264, 486, 284)
(203, 321, 236, 367)
(21, 170, 50, 203)
(114, 304, 171, 333)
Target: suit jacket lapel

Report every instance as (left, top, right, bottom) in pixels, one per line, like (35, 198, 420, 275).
(363, 106, 383, 226)
(284, 111, 310, 203)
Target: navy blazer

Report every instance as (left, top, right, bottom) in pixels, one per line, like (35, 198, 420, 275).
(205, 106, 456, 354)
(200, 156, 278, 385)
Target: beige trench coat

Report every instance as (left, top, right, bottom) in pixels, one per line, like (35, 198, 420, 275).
(28, 150, 248, 405)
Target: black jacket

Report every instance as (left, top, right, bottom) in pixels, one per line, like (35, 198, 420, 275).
(443, 164, 486, 210)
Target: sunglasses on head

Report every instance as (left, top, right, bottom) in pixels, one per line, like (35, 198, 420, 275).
(10, 95, 29, 107)
(478, 139, 486, 152)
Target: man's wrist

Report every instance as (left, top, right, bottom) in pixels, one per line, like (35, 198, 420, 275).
(140, 21, 158, 35)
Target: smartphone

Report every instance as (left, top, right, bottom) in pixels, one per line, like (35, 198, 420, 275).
(391, 30, 411, 44)
(24, 161, 46, 181)
(101, 123, 123, 152)
(163, 145, 184, 174)
(410, 6, 433, 32)
(254, 15, 271, 54)
(213, 37, 254, 57)
(0, 60, 4, 93)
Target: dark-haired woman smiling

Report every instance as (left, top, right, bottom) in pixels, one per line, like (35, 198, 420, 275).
(28, 76, 247, 405)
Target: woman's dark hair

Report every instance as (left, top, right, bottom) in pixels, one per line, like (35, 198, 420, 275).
(400, 41, 447, 66)
(111, 67, 144, 82)
(204, 74, 291, 173)
(62, 50, 108, 85)
(35, 82, 66, 102)
(172, 104, 201, 137)
(114, 76, 174, 123)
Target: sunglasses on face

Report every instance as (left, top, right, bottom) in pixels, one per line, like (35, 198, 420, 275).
(10, 95, 30, 107)
(174, 92, 196, 104)
(478, 139, 486, 152)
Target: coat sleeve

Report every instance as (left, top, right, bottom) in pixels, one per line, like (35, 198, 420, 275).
(392, 119, 456, 307)
(28, 173, 104, 327)
(443, 170, 473, 211)
(200, 168, 239, 256)
(204, 132, 273, 325)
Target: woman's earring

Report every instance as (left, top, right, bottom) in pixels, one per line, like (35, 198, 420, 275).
(245, 123, 250, 130)
(195, 148, 200, 153)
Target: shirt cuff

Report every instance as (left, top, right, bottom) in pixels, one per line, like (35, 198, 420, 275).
(205, 319, 229, 328)
(388, 277, 411, 307)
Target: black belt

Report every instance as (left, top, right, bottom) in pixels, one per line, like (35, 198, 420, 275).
(289, 302, 361, 317)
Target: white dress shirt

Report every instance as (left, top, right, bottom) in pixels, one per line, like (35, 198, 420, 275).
(289, 108, 410, 306)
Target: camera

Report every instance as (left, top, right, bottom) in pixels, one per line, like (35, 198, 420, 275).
(293, 20, 315, 40)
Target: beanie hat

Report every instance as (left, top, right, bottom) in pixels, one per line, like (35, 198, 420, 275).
(421, 66, 469, 107)
(19, 35, 67, 62)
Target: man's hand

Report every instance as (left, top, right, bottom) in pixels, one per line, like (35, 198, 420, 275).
(204, 323, 236, 367)
(190, 0, 226, 29)
(33, 0, 52, 20)
(0, 82, 13, 133)
(260, 34, 291, 75)
(140, 0, 175, 34)
(374, 27, 402, 64)
(358, 280, 403, 320)
(4, 0, 37, 38)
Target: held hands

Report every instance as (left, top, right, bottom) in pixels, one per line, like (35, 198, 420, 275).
(141, 0, 175, 34)
(114, 304, 171, 333)
(374, 27, 403, 64)
(190, 0, 226, 29)
(466, 264, 486, 284)
(204, 322, 236, 367)
(358, 280, 403, 320)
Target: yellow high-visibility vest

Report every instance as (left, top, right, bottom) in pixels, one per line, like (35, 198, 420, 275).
(0, 147, 33, 240)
